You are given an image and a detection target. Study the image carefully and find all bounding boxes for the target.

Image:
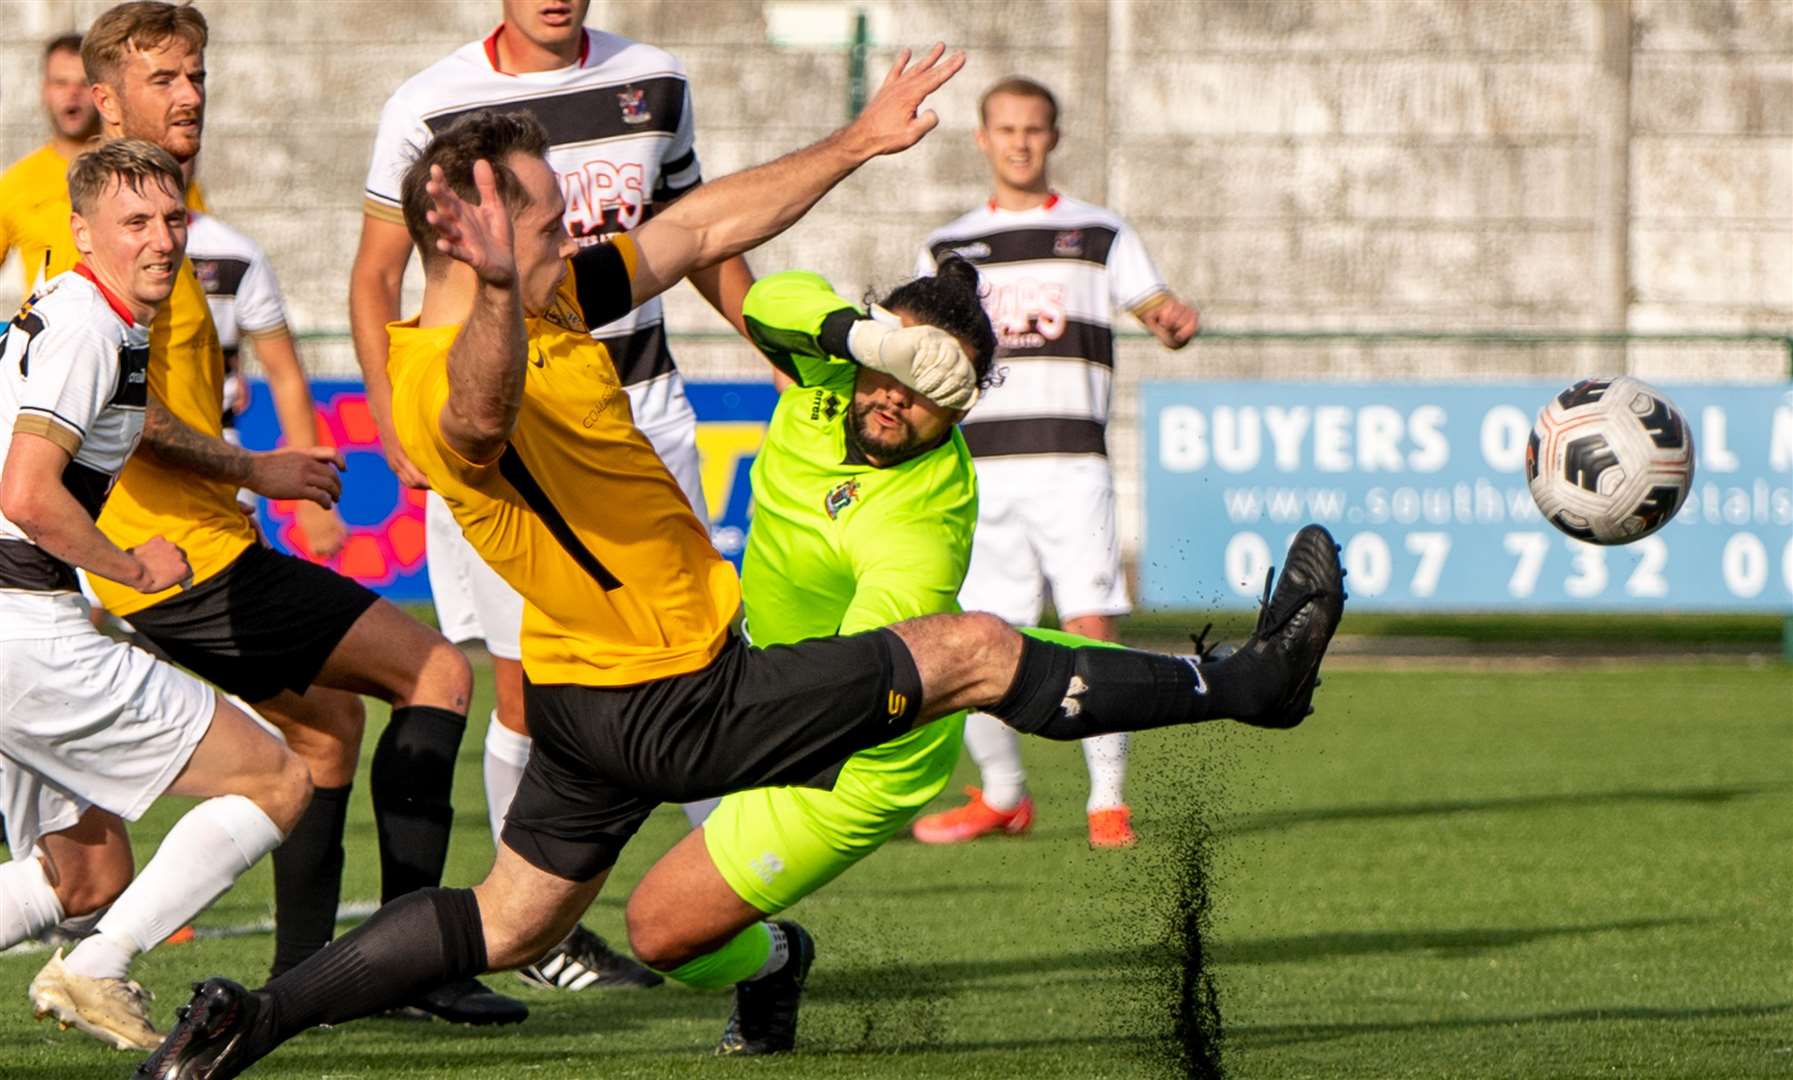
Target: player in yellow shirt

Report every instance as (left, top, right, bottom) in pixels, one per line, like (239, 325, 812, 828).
(25, 2, 525, 1024)
(143, 49, 1346, 1076)
(0, 34, 102, 294)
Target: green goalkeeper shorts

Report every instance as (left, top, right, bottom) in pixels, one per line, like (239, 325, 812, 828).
(704, 714, 964, 914)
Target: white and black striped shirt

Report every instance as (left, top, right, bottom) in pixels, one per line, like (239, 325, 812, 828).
(366, 26, 704, 431)
(0, 268, 148, 594)
(919, 194, 1169, 458)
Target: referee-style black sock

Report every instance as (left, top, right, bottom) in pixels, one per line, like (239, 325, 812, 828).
(988, 634, 1267, 740)
(270, 782, 352, 979)
(247, 887, 486, 1061)
(370, 706, 466, 904)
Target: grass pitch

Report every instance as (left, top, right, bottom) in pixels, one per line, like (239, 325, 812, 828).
(2, 657, 1787, 1079)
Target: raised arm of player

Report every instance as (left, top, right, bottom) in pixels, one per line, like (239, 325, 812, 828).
(1, 432, 190, 592)
(624, 45, 964, 310)
(142, 397, 346, 508)
(349, 214, 432, 489)
(422, 159, 528, 466)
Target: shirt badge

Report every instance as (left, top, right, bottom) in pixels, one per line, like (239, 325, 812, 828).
(1053, 229, 1084, 258)
(192, 259, 221, 294)
(824, 479, 860, 520)
(618, 88, 651, 126)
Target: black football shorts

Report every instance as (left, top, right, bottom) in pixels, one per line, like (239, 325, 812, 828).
(502, 629, 924, 882)
(122, 544, 380, 703)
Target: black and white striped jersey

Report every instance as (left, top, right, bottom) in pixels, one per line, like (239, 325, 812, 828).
(365, 26, 703, 429)
(187, 212, 288, 360)
(0, 267, 148, 593)
(187, 212, 288, 432)
(919, 194, 1169, 459)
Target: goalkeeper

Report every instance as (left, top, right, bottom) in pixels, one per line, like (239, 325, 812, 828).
(621, 256, 997, 1055)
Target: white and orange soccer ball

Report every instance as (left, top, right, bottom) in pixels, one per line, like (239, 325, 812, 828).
(1526, 376, 1695, 545)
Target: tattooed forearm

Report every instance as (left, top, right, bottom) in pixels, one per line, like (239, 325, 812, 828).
(141, 398, 253, 486)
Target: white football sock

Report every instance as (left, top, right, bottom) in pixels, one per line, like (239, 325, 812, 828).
(1082, 733, 1130, 812)
(0, 855, 65, 949)
(964, 711, 1028, 812)
(64, 794, 282, 980)
(680, 798, 719, 826)
(483, 715, 532, 845)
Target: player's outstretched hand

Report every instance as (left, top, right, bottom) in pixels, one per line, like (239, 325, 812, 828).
(846, 44, 967, 159)
(848, 316, 980, 411)
(246, 446, 346, 508)
(424, 160, 517, 288)
(130, 536, 192, 594)
(1143, 295, 1200, 350)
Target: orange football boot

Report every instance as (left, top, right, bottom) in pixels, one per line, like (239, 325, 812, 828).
(911, 787, 1034, 844)
(1087, 805, 1137, 849)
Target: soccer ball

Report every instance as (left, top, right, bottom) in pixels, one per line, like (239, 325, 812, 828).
(1526, 376, 1695, 545)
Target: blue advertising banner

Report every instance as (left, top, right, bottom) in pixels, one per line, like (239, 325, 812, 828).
(237, 379, 779, 598)
(1142, 382, 1793, 611)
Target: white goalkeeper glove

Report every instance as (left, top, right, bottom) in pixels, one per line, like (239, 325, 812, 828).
(846, 306, 980, 411)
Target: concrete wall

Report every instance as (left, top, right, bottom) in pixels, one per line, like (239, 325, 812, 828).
(2, 1, 1787, 551)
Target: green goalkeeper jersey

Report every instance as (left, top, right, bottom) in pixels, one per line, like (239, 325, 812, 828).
(739, 270, 976, 814)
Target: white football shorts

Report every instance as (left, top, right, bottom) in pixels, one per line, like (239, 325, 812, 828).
(425, 491, 525, 662)
(423, 402, 708, 663)
(958, 455, 1130, 627)
(0, 591, 216, 856)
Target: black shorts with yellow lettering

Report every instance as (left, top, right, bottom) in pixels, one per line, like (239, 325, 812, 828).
(121, 543, 380, 704)
(502, 629, 924, 882)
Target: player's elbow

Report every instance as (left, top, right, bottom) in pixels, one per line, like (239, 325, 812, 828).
(437, 410, 509, 467)
(0, 475, 51, 539)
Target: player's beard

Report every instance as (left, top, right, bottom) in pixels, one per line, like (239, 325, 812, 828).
(844, 399, 943, 468)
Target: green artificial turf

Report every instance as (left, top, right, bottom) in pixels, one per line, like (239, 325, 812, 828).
(2, 659, 1787, 1078)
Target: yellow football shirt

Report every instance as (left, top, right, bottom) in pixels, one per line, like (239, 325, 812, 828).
(387, 238, 740, 687)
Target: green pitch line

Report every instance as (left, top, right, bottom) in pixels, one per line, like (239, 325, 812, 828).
(2, 659, 1785, 1078)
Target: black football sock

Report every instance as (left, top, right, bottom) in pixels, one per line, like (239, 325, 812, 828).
(270, 782, 352, 979)
(244, 887, 486, 1062)
(988, 631, 1271, 740)
(370, 705, 466, 904)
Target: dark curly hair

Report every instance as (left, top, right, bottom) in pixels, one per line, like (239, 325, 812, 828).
(875, 254, 1001, 390)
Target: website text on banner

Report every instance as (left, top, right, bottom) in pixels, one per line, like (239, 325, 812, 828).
(237, 379, 779, 598)
(1142, 382, 1793, 612)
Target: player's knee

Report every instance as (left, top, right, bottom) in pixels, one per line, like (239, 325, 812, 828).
(947, 612, 1015, 673)
(412, 637, 473, 710)
(622, 904, 688, 972)
(260, 749, 315, 834)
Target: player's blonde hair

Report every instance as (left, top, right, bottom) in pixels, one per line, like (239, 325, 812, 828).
(979, 76, 1059, 130)
(67, 137, 186, 216)
(81, 1, 207, 86)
